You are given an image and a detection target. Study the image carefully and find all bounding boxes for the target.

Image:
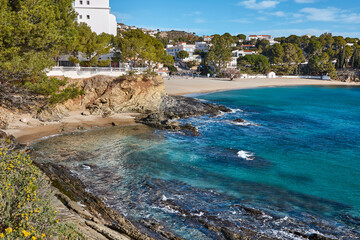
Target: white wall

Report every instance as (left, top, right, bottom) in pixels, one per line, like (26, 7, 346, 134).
(74, 0, 117, 35)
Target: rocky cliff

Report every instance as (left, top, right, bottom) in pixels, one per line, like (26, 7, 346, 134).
(37, 75, 166, 122)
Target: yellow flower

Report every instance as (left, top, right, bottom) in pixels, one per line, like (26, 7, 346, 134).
(32, 236, 37, 240)
(5, 227, 12, 234)
(0, 233, 4, 238)
(41, 233, 46, 238)
(22, 230, 31, 237)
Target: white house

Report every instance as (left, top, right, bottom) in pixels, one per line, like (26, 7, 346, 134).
(73, 0, 117, 35)
(166, 42, 210, 61)
(195, 42, 209, 52)
(248, 35, 279, 45)
(228, 50, 257, 68)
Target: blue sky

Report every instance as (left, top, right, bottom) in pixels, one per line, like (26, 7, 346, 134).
(110, 0, 360, 38)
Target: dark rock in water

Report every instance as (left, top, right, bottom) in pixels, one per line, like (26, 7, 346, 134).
(233, 118, 246, 123)
(309, 233, 336, 240)
(240, 206, 265, 217)
(179, 123, 200, 136)
(137, 95, 230, 133)
(161, 95, 231, 119)
(136, 113, 200, 136)
(136, 113, 181, 131)
(140, 220, 184, 240)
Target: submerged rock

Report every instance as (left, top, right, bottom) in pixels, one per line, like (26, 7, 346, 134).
(233, 118, 246, 123)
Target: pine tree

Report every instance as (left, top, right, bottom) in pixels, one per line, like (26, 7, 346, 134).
(336, 46, 347, 69)
(350, 48, 360, 69)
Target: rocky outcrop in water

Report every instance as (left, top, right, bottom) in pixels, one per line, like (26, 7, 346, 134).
(161, 95, 231, 119)
(136, 95, 231, 134)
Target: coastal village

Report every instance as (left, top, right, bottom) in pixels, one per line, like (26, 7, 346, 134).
(49, 0, 360, 81)
(0, 0, 360, 240)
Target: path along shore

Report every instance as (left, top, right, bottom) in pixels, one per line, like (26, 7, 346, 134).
(5, 77, 359, 144)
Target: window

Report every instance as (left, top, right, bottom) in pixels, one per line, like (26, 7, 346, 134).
(80, 0, 83, 4)
(79, 15, 82, 19)
(87, 1, 90, 4)
(87, 15, 90, 19)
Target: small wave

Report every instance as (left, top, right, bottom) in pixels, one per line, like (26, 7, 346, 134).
(161, 195, 168, 201)
(237, 150, 255, 161)
(230, 108, 244, 113)
(192, 212, 204, 217)
(232, 121, 257, 126)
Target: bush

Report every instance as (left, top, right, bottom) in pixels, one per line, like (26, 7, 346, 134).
(23, 77, 84, 105)
(0, 148, 84, 239)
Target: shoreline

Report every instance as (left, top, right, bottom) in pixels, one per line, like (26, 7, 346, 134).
(5, 77, 360, 144)
(165, 77, 360, 96)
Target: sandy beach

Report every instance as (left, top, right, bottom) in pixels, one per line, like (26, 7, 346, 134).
(165, 77, 359, 95)
(6, 111, 139, 144)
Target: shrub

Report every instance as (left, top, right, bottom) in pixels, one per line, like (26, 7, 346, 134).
(0, 148, 84, 239)
(23, 77, 84, 105)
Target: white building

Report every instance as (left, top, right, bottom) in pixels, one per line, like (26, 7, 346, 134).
(195, 42, 209, 52)
(228, 50, 257, 68)
(248, 35, 279, 45)
(73, 0, 117, 35)
(166, 42, 210, 61)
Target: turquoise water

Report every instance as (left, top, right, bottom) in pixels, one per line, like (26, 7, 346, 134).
(33, 86, 360, 239)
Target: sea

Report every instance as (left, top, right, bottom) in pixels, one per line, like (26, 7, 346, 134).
(32, 86, 360, 239)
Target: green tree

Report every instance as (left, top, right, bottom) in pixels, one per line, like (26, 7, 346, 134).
(238, 54, 270, 74)
(70, 23, 113, 67)
(264, 44, 284, 64)
(0, 0, 78, 82)
(308, 52, 336, 78)
(350, 48, 360, 69)
(237, 34, 246, 40)
(336, 46, 347, 69)
(113, 29, 174, 68)
(177, 50, 189, 60)
(282, 43, 305, 74)
(207, 34, 234, 73)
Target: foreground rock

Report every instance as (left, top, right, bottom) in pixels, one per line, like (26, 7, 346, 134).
(34, 162, 184, 240)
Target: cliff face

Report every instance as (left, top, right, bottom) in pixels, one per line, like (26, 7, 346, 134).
(37, 75, 166, 121)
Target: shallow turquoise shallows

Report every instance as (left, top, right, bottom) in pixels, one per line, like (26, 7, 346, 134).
(33, 86, 360, 239)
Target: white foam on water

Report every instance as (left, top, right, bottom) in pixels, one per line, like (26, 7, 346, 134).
(161, 195, 168, 201)
(264, 229, 304, 240)
(230, 108, 244, 113)
(192, 212, 204, 217)
(237, 150, 255, 161)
